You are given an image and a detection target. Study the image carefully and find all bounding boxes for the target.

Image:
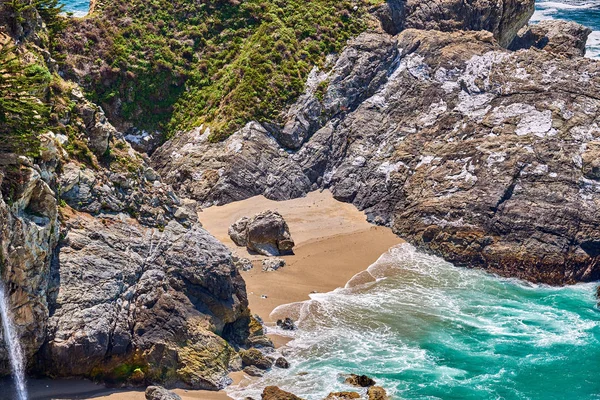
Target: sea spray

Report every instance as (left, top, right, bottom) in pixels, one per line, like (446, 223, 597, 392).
(228, 244, 600, 400)
(0, 283, 28, 400)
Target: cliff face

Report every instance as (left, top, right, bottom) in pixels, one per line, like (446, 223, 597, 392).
(0, 5, 250, 388)
(153, 12, 600, 284)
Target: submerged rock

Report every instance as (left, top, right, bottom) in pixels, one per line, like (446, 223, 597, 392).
(145, 386, 182, 400)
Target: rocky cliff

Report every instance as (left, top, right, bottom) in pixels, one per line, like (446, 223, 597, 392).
(153, 2, 600, 284)
(0, 2, 250, 388)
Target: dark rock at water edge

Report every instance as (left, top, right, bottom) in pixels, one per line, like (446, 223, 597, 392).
(262, 386, 304, 400)
(345, 374, 376, 387)
(240, 348, 273, 370)
(277, 318, 296, 331)
(275, 356, 290, 369)
(145, 386, 182, 400)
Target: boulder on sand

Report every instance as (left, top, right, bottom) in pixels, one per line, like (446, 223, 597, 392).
(229, 210, 295, 256)
(262, 386, 304, 400)
(263, 258, 286, 272)
(145, 386, 182, 400)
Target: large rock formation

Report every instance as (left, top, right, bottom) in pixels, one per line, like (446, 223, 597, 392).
(154, 27, 600, 284)
(42, 211, 247, 389)
(375, 0, 535, 46)
(509, 20, 593, 58)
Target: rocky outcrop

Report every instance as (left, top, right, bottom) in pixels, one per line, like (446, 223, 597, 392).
(262, 386, 304, 400)
(325, 392, 360, 400)
(229, 211, 295, 256)
(367, 387, 388, 400)
(152, 122, 311, 206)
(0, 164, 59, 375)
(154, 27, 600, 284)
(145, 386, 182, 400)
(42, 211, 248, 389)
(345, 374, 376, 387)
(375, 0, 535, 46)
(239, 348, 273, 370)
(509, 20, 592, 58)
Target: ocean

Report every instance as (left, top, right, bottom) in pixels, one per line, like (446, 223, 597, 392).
(229, 244, 600, 399)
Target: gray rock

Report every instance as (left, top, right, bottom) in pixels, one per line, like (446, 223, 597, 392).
(232, 254, 254, 272)
(275, 357, 290, 369)
(376, 0, 535, 47)
(152, 122, 311, 206)
(243, 365, 265, 377)
(509, 20, 592, 58)
(229, 211, 295, 257)
(262, 258, 286, 272)
(239, 348, 273, 370)
(42, 213, 248, 389)
(145, 386, 182, 400)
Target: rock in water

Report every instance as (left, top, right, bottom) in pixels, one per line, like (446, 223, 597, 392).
(229, 211, 295, 256)
(262, 258, 286, 272)
(275, 357, 290, 369)
(345, 374, 376, 387)
(240, 348, 273, 370)
(262, 386, 304, 400)
(509, 20, 592, 58)
(243, 365, 266, 377)
(367, 387, 389, 400)
(145, 386, 182, 400)
(277, 318, 296, 331)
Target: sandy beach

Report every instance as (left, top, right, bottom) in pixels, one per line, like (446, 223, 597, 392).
(40, 191, 401, 400)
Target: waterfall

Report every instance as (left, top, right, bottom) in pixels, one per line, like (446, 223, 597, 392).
(0, 283, 28, 400)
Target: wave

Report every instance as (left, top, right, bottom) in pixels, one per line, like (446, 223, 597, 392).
(228, 244, 600, 400)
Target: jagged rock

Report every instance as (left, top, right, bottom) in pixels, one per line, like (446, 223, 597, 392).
(152, 122, 311, 206)
(239, 348, 273, 370)
(230, 211, 295, 256)
(243, 365, 265, 377)
(277, 318, 296, 331)
(262, 258, 286, 272)
(345, 374, 376, 387)
(367, 386, 388, 400)
(165, 27, 600, 284)
(376, 0, 534, 46)
(509, 20, 592, 58)
(42, 213, 248, 389)
(145, 386, 182, 400)
(275, 357, 290, 369)
(262, 386, 304, 400)
(324, 392, 360, 400)
(229, 217, 250, 247)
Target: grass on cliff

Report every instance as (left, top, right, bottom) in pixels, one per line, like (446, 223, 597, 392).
(57, 0, 383, 141)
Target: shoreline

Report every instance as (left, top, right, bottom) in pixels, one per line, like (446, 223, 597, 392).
(28, 191, 403, 400)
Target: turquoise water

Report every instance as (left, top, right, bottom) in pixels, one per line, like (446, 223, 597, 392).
(229, 244, 600, 400)
(533, 0, 600, 58)
(60, 0, 88, 16)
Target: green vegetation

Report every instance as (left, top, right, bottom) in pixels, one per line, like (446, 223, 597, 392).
(0, 42, 51, 155)
(58, 0, 383, 141)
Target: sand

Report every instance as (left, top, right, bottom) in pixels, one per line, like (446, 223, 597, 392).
(42, 190, 402, 400)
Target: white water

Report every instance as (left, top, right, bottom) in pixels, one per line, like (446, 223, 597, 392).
(0, 284, 28, 400)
